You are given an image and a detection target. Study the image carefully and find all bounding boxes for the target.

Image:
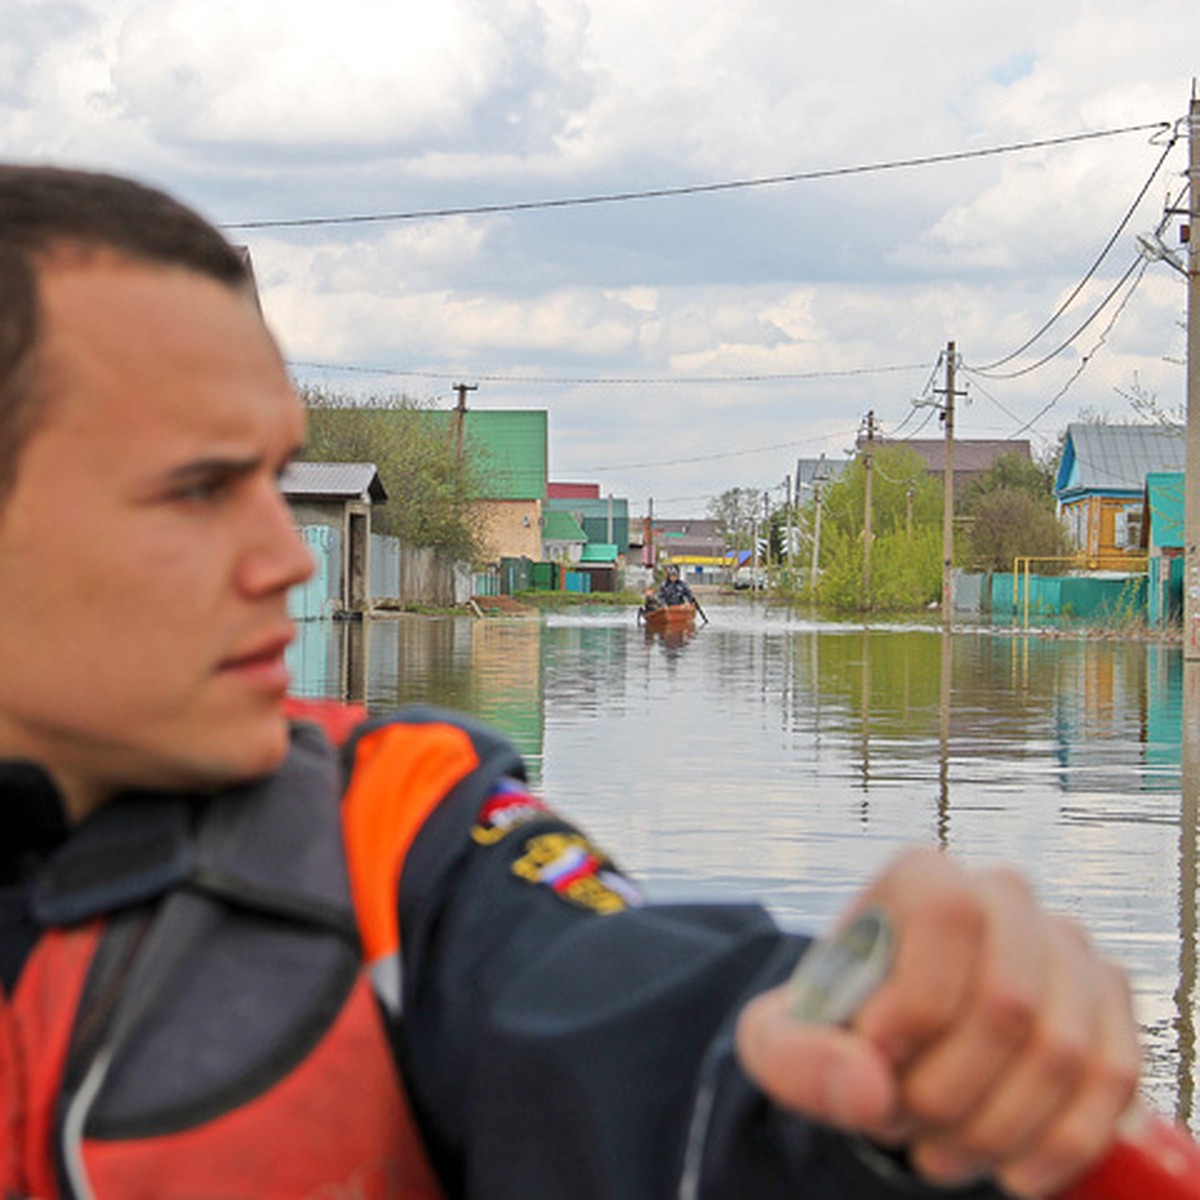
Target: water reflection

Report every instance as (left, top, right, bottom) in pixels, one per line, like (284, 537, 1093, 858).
(287, 602, 1197, 1124)
(643, 623, 698, 654)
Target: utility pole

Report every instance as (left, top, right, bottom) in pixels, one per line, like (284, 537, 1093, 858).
(1185, 90, 1200, 659)
(934, 342, 965, 628)
(452, 381, 477, 459)
(862, 411, 876, 605)
(784, 473, 793, 582)
(763, 490, 772, 570)
(1178, 92, 1200, 1125)
(810, 454, 826, 594)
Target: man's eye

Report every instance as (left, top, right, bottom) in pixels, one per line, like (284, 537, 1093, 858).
(173, 476, 228, 503)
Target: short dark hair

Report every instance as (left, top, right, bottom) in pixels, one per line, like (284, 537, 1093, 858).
(0, 165, 251, 501)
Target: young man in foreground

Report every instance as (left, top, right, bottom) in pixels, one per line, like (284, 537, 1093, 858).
(0, 165, 1139, 1199)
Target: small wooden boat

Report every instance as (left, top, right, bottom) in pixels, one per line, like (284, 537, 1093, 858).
(639, 601, 697, 633)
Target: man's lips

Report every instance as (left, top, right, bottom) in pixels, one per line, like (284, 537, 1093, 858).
(219, 631, 294, 681)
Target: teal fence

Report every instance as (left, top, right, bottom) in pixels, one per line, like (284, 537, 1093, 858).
(989, 572, 1146, 622)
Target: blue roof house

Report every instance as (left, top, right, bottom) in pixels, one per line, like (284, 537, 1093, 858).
(1054, 423, 1185, 569)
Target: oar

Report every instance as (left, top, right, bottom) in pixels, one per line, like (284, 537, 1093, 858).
(693, 597, 709, 625)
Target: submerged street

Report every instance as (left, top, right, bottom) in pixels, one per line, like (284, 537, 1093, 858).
(289, 599, 1198, 1127)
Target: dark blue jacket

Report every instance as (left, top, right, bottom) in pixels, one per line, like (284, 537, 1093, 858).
(659, 578, 695, 606)
(0, 709, 1000, 1200)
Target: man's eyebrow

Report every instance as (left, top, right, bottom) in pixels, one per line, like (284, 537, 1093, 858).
(161, 444, 304, 483)
(161, 455, 264, 484)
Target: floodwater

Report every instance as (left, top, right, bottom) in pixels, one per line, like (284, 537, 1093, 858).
(287, 596, 1199, 1129)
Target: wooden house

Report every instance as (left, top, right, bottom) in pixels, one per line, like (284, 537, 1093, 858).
(1054, 424, 1184, 570)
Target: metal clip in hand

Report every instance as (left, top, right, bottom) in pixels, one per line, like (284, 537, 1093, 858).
(788, 907, 893, 1026)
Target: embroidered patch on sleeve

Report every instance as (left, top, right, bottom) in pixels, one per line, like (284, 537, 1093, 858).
(510, 831, 642, 914)
(471, 780, 553, 846)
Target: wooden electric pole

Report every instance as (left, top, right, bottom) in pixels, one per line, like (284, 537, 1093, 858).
(810, 455, 827, 594)
(1184, 91, 1200, 659)
(784, 473, 793, 581)
(862, 410, 876, 606)
(763, 490, 772, 569)
(935, 342, 965, 627)
(452, 381, 477, 459)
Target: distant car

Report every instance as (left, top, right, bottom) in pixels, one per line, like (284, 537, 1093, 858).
(733, 568, 767, 591)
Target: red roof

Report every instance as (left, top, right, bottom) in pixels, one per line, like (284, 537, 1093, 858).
(547, 482, 601, 500)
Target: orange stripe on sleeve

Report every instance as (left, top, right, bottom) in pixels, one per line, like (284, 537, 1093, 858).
(342, 723, 481, 964)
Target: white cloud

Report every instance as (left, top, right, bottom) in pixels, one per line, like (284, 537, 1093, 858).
(2, 0, 1198, 507)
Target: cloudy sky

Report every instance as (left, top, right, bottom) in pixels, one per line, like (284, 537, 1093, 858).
(6, 1, 1197, 514)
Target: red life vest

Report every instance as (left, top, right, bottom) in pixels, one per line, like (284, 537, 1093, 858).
(0, 710, 514, 1200)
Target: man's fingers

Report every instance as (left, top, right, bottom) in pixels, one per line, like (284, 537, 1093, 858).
(995, 958, 1141, 1198)
(906, 913, 1093, 1181)
(851, 848, 985, 1066)
(735, 988, 899, 1133)
(892, 869, 1048, 1131)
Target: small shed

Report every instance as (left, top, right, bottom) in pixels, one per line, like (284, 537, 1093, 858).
(542, 509, 588, 564)
(282, 461, 387, 613)
(576, 542, 620, 593)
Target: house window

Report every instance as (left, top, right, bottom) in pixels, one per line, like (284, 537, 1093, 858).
(1115, 505, 1143, 550)
(1062, 505, 1084, 548)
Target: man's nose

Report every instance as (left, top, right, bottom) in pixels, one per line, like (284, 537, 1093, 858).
(238, 480, 316, 596)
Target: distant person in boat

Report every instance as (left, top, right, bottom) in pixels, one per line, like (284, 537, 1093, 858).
(658, 562, 696, 606)
(0, 164, 1143, 1200)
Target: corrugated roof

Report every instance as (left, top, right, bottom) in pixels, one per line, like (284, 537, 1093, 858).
(424, 409, 547, 500)
(1056, 424, 1185, 497)
(580, 543, 618, 563)
(542, 510, 587, 542)
(881, 439, 1031, 473)
(282, 461, 388, 503)
(795, 457, 850, 488)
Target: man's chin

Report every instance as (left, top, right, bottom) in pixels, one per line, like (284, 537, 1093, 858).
(175, 710, 293, 790)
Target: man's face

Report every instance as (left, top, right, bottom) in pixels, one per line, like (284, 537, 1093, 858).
(0, 254, 314, 817)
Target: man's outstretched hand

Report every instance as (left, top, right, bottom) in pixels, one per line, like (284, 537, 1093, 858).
(735, 848, 1140, 1198)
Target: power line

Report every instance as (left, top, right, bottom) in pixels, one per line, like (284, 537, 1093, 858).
(581, 426, 859, 473)
(883, 354, 945, 437)
(968, 130, 1180, 372)
(964, 374, 1029, 429)
(966, 253, 1145, 381)
(896, 405, 940, 440)
(289, 359, 930, 386)
(583, 439, 820, 473)
(224, 121, 1170, 231)
(992, 258, 1150, 439)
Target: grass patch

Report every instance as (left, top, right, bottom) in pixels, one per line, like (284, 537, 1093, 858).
(516, 590, 645, 608)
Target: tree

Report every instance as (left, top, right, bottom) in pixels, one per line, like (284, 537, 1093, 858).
(821, 446, 940, 542)
(708, 487, 764, 558)
(960, 452, 1069, 572)
(809, 446, 943, 611)
(301, 387, 482, 560)
(967, 489, 1071, 573)
(959, 450, 1054, 512)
